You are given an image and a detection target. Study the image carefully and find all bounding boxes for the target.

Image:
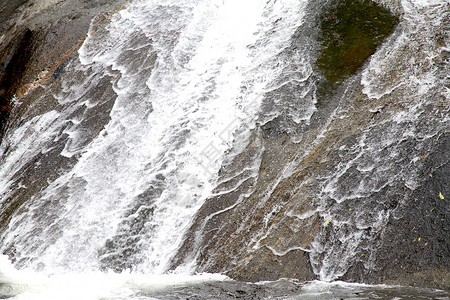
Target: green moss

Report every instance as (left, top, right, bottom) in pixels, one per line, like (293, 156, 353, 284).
(316, 0, 398, 87)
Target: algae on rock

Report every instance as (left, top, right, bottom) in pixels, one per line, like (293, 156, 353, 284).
(316, 0, 398, 87)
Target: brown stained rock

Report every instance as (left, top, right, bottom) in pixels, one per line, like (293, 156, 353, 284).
(171, 121, 330, 281)
(172, 58, 448, 288)
(0, 28, 33, 136)
(0, 0, 128, 139)
(0, 1, 126, 236)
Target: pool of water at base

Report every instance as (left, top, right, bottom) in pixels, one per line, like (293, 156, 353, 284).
(1, 276, 448, 300)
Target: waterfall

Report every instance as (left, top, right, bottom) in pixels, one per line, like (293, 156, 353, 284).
(309, 0, 449, 281)
(0, 0, 314, 275)
(0, 0, 448, 298)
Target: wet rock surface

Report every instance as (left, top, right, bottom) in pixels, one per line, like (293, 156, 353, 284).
(0, 0, 448, 292)
(0, 0, 125, 235)
(371, 135, 449, 290)
(171, 0, 449, 290)
(0, 0, 127, 137)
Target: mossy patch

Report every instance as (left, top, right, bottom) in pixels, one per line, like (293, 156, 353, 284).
(316, 0, 398, 88)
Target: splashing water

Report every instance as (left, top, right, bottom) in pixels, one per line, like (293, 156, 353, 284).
(0, 0, 448, 298)
(0, 0, 314, 276)
(310, 0, 449, 281)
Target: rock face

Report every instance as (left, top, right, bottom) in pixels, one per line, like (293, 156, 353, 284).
(0, 0, 125, 234)
(0, 0, 448, 291)
(0, 0, 126, 138)
(171, 0, 449, 290)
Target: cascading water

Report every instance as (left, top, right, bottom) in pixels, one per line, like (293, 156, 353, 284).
(0, 0, 449, 298)
(1, 0, 316, 290)
(309, 0, 449, 281)
(0, 0, 277, 272)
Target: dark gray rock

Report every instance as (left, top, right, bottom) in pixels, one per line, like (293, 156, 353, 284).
(0, 0, 126, 235)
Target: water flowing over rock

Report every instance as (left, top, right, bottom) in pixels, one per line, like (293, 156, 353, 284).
(170, 0, 449, 288)
(0, 0, 448, 294)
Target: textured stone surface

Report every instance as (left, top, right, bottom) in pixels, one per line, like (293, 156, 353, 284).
(0, 0, 126, 234)
(316, 0, 398, 86)
(171, 0, 449, 289)
(0, 0, 448, 291)
(0, 0, 127, 137)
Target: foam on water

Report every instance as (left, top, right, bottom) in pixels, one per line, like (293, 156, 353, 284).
(2, 0, 446, 297)
(0, 255, 228, 300)
(1, 260, 448, 299)
(362, 0, 449, 101)
(0, 0, 316, 278)
(310, 0, 450, 281)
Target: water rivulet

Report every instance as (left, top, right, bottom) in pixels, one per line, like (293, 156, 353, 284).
(0, 0, 448, 298)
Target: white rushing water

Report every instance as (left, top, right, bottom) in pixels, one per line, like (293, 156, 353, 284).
(0, 255, 229, 300)
(1, 0, 448, 298)
(309, 0, 449, 281)
(0, 0, 313, 283)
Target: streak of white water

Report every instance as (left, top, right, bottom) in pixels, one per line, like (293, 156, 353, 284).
(0, 0, 312, 276)
(0, 254, 228, 300)
(310, 0, 449, 281)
